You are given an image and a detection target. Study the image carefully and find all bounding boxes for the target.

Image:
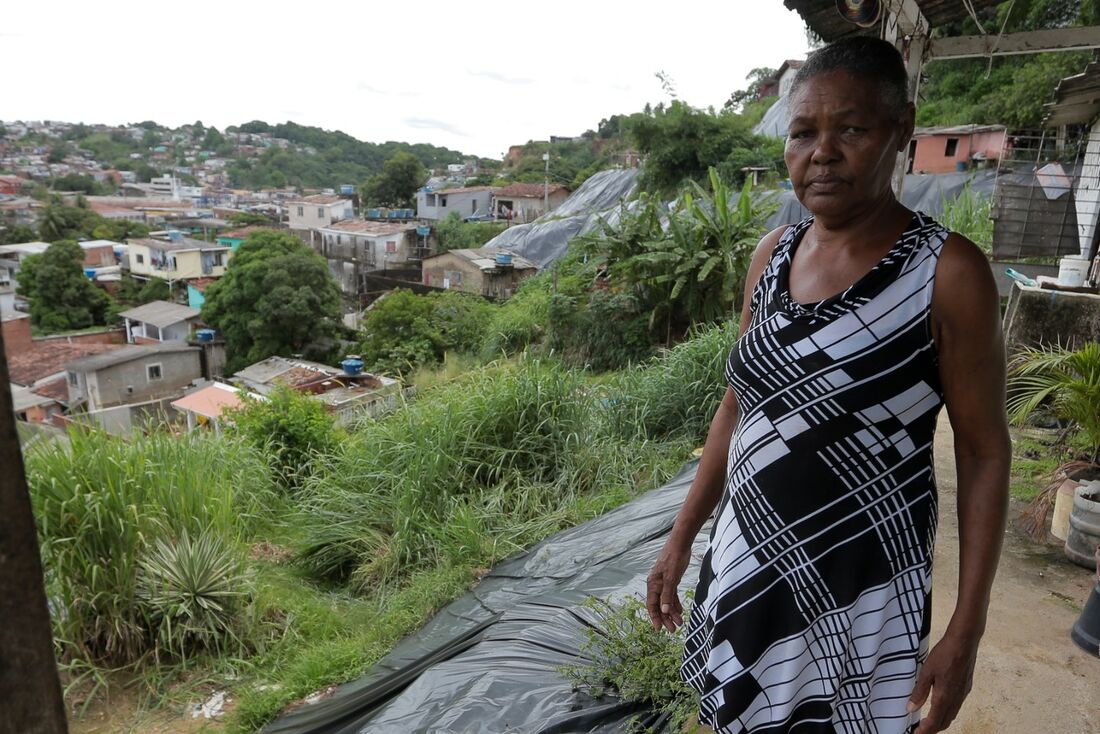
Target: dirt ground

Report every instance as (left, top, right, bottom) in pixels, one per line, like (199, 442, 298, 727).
(928, 417, 1100, 734)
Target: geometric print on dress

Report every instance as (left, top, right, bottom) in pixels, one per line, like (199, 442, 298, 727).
(683, 212, 949, 734)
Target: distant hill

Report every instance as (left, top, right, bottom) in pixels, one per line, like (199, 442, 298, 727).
(224, 120, 476, 189)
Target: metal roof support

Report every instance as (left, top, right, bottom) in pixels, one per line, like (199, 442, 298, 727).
(930, 26, 1100, 60)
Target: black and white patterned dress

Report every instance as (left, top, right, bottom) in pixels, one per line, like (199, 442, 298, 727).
(681, 212, 949, 734)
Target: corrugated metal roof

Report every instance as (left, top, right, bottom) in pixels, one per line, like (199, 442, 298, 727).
(784, 0, 1001, 42)
(118, 300, 201, 328)
(1044, 61, 1100, 127)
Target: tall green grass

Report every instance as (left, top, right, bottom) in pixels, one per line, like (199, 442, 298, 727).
(939, 184, 992, 254)
(294, 321, 737, 591)
(27, 430, 275, 666)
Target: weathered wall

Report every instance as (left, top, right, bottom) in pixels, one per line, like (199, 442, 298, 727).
(1003, 282, 1100, 352)
(89, 351, 201, 410)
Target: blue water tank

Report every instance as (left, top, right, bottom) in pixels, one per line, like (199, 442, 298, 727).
(416, 225, 431, 237)
(494, 252, 513, 267)
(83, 268, 96, 279)
(367, 208, 381, 219)
(339, 184, 355, 195)
(196, 328, 216, 343)
(341, 357, 364, 376)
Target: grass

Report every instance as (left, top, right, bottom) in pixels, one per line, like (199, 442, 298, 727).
(1009, 432, 1062, 502)
(40, 321, 736, 732)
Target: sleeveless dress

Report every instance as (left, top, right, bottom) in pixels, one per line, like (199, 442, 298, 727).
(680, 212, 949, 734)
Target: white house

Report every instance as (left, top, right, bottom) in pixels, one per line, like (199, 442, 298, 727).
(416, 186, 496, 221)
(287, 194, 354, 231)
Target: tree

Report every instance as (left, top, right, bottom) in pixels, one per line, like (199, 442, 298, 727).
(37, 200, 102, 242)
(46, 144, 68, 164)
(227, 211, 275, 227)
(724, 67, 778, 113)
(16, 241, 112, 332)
(227, 385, 341, 489)
(0, 223, 38, 245)
(356, 289, 491, 375)
(360, 152, 427, 207)
(200, 230, 343, 373)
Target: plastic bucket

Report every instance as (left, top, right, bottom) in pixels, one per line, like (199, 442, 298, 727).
(1058, 256, 1089, 287)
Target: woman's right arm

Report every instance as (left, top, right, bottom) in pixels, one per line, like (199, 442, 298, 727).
(645, 225, 787, 632)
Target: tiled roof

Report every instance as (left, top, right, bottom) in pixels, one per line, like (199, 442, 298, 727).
(30, 376, 70, 403)
(493, 183, 568, 198)
(286, 194, 349, 205)
(171, 382, 243, 419)
(7, 342, 122, 386)
(322, 220, 418, 236)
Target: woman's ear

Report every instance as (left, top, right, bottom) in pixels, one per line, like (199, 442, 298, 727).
(897, 101, 917, 152)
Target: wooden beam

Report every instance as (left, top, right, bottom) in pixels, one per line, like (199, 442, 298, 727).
(930, 26, 1100, 60)
(0, 325, 70, 734)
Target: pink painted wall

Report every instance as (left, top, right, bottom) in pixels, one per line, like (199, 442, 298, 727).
(911, 130, 1006, 174)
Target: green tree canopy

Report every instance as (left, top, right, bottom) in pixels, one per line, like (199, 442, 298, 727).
(200, 230, 343, 372)
(356, 289, 492, 375)
(37, 200, 103, 242)
(360, 152, 427, 207)
(15, 241, 111, 332)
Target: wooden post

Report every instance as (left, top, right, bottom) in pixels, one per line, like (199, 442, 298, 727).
(0, 324, 69, 734)
(892, 33, 927, 197)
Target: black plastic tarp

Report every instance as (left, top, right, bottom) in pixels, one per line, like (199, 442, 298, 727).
(262, 461, 708, 734)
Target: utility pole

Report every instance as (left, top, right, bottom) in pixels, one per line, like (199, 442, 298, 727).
(543, 150, 550, 216)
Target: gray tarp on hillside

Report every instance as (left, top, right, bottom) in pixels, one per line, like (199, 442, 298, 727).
(262, 461, 708, 734)
(488, 166, 997, 271)
(488, 168, 640, 267)
(763, 170, 999, 229)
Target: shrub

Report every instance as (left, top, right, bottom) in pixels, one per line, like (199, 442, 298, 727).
(561, 595, 699, 733)
(479, 277, 552, 359)
(358, 289, 493, 376)
(27, 430, 271, 666)
(939, 183, 992, 254)
(228, 385, 342, 489)
(138, 529, 251, 663)
(1007, 342, 1100, 462)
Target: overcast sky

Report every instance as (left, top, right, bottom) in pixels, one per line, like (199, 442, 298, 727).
(3, 1, 810, 159)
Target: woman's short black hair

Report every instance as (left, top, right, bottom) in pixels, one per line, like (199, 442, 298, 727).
(790, 36, 909, 117)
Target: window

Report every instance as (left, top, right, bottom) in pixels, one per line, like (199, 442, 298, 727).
(67, 371, 78, 388)
(145, 323, 161, 340)
(212, 252, 224, 266)
(136, 253, 145, 264)
(297, 206, 304, 217)
(440, 197, 447, 207)
(147, 363, 163, 381)
(472, 199, 477, 214)
(386, 240, 397, 253)
(317, 207, 325, 218)
(944, 138, 959, 157)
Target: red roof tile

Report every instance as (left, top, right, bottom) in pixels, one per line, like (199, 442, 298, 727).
(30, 376, 69, 403)
(7, 342, 122, 386)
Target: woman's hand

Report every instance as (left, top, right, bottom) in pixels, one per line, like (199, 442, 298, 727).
(646, 541, 692, 632)
(908, 631, 980, 733)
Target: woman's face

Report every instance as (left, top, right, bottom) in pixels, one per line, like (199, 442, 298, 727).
(784, 70, 913, 219)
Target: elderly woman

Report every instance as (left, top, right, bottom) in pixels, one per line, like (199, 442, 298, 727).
(646, 37, 1010, 734)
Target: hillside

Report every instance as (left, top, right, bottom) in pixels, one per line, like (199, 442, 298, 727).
(917, 0, 1098, 128)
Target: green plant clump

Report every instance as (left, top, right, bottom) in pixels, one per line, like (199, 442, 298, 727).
(27, 430, 273, 668)
(1007, 342, 1100, 462)
(561, 595, 700, 733)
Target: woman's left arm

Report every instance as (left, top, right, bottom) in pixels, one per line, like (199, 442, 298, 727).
(910, 234, 1012, 734)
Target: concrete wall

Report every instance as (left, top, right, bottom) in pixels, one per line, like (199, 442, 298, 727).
(1003, 282, 1100, 352)
(493, 190, 569, 222)
(2, 315, 32, 352)
(82, 245, 115, 268)
(129, 319, 194, 344)
(422, 254, 535, 299)
(417, 190, 493, 221)
(288, 200, 353, 230)
(84, 350, 201, 411)
(128, 243, 229, 280)
(71, 396, 180, 437)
